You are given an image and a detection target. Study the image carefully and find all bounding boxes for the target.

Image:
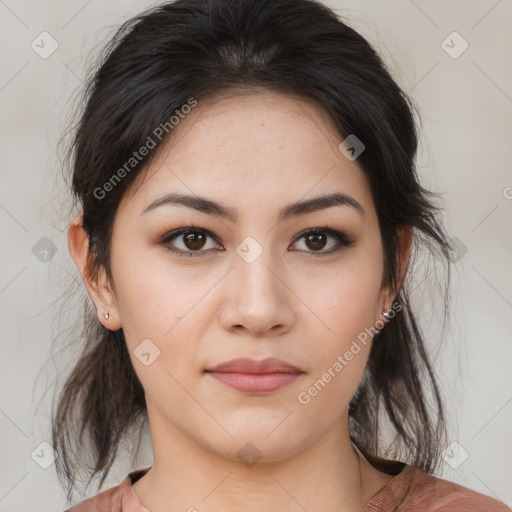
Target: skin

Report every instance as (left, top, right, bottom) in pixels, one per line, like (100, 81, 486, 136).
(68, 89, 412, 512)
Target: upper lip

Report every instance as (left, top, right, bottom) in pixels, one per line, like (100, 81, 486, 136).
(205, 357, 303, 374)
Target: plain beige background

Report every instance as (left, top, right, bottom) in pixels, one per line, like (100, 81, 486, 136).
(0, 0, 511, 510)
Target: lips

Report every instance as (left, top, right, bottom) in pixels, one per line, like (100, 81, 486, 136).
(205, 357, 304, 393)
(205, 357, 302, 374)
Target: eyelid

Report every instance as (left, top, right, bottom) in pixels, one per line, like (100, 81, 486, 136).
(158, 225, 355, 257)
(292, 226, 354, 245)
(158, 226, 222, 255)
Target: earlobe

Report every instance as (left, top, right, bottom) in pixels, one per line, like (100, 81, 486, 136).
(67, 214, 122, 330)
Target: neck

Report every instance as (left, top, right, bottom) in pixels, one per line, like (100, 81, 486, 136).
(131, 408, 392, 512)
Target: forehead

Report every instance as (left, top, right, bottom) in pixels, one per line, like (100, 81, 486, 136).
(121, 89, 374, 226)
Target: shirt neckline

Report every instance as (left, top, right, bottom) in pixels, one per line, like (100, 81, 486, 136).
(123, 463, 411, 511)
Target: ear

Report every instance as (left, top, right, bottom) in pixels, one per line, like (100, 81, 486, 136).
(378, 226, 413, 313)
(67, 213, 122, 330)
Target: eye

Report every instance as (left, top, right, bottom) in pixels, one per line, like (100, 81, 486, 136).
(290, 227, 355, 255)
(159, 226, 221, 257)
(158, 226, 355, 257)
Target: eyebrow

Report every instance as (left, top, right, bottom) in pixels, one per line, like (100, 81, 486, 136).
(141, 191, 365, 222)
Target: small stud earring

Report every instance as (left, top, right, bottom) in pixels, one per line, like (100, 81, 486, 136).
(375, 309, 391, 336)
(103, 312, 109, 320)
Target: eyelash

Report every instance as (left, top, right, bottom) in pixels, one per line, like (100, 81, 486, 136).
(158, 226, 355, 258)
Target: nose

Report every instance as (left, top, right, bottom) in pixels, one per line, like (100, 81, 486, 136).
(218, 248, 295, 337)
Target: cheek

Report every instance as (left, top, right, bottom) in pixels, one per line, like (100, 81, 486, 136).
(296, 328, 372, 422)
(296, 255, 382, 405)
(110, 239, 205, 338)
(109, 249, 211, 387)
(309, 257, 383, 342)
(123, 316, 203, 413)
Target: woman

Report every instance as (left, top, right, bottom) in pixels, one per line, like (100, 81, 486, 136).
(53, 0, 511, 510)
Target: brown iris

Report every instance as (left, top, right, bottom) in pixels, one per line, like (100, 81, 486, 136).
(304, 232, 327, 251)
(183, 231, 207, 250)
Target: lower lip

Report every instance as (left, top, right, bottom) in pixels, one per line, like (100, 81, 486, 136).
(206, 371, 303, 393)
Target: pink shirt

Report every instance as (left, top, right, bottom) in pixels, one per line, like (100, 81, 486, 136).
(64, 465, 511, 511)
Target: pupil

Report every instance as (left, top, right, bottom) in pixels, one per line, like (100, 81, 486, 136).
(185, 232, 205, 250)
(307, 233, 326, 250)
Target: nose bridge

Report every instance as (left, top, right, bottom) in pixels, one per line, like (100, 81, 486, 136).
(235, 236, 282, 301)
(225, 234, 292, 333)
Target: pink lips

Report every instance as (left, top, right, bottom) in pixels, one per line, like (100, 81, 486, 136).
(205, 357, 304, 393)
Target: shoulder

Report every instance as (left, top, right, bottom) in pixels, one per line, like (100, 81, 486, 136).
(61, 468, 150, 512)
(366, 464, 511, 512)
(62, 478, 126, 512)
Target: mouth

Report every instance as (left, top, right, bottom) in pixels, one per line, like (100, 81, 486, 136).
(204, 357, 304, 394)
(205, 371, 304, 393)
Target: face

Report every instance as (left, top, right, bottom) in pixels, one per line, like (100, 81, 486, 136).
(72, 89, 407, 464)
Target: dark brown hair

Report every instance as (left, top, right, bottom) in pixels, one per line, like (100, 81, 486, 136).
(52, 0, 455, 502)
